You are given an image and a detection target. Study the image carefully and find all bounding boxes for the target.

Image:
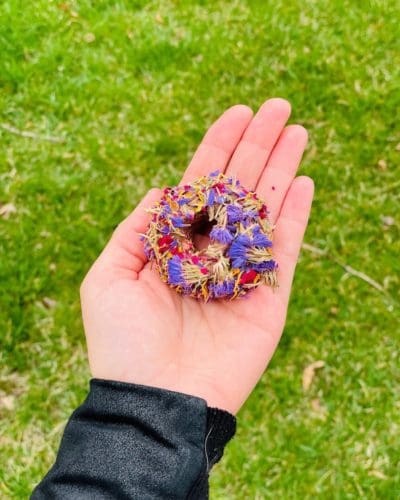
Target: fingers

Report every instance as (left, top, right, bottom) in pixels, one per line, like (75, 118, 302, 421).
(117, 188, 164, 235)
(272, 176, 314, 306)
(225, 98, 291, 189)
(180, 104, 253, 185)
(256, 124, 308, 223)
(96, 188, 163, 274)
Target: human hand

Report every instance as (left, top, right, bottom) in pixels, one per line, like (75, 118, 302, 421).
(80, 98, 314, 414)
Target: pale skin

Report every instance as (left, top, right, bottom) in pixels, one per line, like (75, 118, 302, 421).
(80, 98, 314, 415)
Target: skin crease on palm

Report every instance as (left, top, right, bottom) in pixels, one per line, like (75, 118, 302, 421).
(80, 98, 314, 415)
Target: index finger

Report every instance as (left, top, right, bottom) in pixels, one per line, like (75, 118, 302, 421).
(180, 104, 253, 185)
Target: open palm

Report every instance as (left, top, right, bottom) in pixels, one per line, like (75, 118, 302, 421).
(81, 99, 314, 414)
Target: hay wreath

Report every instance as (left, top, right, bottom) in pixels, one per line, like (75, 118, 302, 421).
(142, 170, 278, 301)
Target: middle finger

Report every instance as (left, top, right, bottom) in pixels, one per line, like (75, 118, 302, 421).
(225, 98, 291, 189)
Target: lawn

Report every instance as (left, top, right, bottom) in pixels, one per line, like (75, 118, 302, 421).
(1, 0, 399, 497)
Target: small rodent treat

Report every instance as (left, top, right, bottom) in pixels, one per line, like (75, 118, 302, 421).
(142, 170, 278, 301)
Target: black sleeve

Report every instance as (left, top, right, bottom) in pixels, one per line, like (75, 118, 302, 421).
(31, 378, 236, 499)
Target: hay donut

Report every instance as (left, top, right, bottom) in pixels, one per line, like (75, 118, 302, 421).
(142, 170, 278, 301)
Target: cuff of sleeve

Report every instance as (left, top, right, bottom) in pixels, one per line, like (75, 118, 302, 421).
(90, 379, 236, 499)
(89, 378, 236, 459)
(90, 379, 237, 472)
(205, 407, 236, 468)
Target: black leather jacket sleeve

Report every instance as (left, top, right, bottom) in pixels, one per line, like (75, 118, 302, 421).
(31, 378, 236, 499)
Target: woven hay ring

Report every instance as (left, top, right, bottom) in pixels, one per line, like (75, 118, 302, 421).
(142, 170, 278, 301)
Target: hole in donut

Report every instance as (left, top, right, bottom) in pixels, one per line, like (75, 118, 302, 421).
(190, 214, 216, 251)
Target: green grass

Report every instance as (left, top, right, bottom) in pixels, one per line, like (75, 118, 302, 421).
(1, 0, 399, 497)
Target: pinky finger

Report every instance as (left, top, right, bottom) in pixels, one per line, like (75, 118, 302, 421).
(273, 176, 314, 306)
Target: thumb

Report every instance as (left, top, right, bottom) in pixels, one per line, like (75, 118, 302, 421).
(90, 188, 163, 278)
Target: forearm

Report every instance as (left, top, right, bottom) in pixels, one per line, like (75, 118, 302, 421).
(31, 379, 235, 500)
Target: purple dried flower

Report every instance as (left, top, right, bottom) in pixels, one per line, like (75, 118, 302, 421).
(171, 216, 185, 227)
(209, 226, 234, 245)
(178, 197, 191, 206)
(228, 235, 251, 269)
(231, 257, 246, 269)
(252, 233, 272, 248)
(161, 204, 171, 213)
(235, 234, 252, 247)
(253, 260, 277, 272)
(228, 242, 246, 260)
(228, 235, 250, 257)
(143, 243, 154, 259)
(227, 205, 243, 223)
(167, 256, 185, 285)
(206, 189, 216, 206)
(244, 209, 258, 219)
(209, 280, 235, 298)
(209, 170, 220, 177)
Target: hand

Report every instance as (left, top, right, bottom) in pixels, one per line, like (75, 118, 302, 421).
(80, 98, 314, 414)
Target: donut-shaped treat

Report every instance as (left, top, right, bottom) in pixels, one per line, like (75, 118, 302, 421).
(142, 170, 278, 301)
